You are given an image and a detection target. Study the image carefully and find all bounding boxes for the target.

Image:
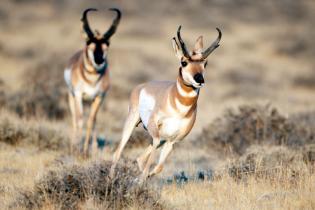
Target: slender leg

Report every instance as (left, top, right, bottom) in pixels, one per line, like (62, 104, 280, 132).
(83, 95, 104, 157)
(110, 108, 140, 177)
(91, 129, 98, 158)
(149, 141, 174, 177)
(68, 94, 76, 154)
(68, 93, 83, 155)
(75, 93, 84, 152)
(140, 137, 159, 182)
(137, 145, 153, 171)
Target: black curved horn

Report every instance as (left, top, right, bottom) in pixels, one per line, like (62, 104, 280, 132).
(177, 26, 191, 59)
(81, 8, 97, 41)
(202, 28, 222, 59)
(103, 8, 121, 41)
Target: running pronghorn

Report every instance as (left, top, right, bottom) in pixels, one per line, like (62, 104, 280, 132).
(111, 26, 222, 181)
(64, 8, 121, 156)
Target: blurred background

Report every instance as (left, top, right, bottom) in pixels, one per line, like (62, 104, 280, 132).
(0, 0, 315, 174)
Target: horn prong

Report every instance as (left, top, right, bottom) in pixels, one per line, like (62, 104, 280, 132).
(103, 8, 121, 41)
(81, 8, 97, 41)
(177, 26, 191, 59)
(202, 27, 222, 59)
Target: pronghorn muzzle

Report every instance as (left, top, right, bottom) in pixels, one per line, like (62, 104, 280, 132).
(81, 8, 121, 44)
(193, 73, 204, 85)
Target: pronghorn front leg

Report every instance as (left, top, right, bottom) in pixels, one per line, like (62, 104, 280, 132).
(139, 117, 161, 182)
(68, 93, 83, 155)
(148, 141, 174, 177)
(83, 95, 104, 157)
(137, 145, 153, 171)
(140, 137, 159, 182)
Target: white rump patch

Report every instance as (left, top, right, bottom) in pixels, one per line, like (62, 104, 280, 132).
(64, 68, 72, 89)
(139, 89, 155, 128)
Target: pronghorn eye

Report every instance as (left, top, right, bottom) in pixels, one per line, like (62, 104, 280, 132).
(181, 61, 188, 67)
(204, 61, 208, 68)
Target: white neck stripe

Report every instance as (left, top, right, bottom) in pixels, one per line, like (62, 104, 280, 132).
(175, 98, 191, 112)
(176, 80, 198, 98)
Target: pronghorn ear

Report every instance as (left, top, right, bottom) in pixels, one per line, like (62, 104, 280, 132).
(172, 37, 183, 59)
(193, 36, 203, 53)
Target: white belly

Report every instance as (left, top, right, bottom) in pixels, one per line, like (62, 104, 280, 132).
(160, 117, 189, 140)
(139, 89, 155, 128)
(82, 82, 101, 99)
(64, 68, 102, 100)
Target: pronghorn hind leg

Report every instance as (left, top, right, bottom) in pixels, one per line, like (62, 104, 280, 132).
(110, 108, 140, 177)
(83, 95, 104, 158)
(148, 141, 174, 177)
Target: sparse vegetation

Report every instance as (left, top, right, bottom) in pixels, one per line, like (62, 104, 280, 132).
(6, 55, 68, 120)
(0, 110, 68, 150)
(12, 161, 163, 210)
(199, 104, 315, 155)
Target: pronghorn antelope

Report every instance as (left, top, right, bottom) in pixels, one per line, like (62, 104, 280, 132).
(111, 26, 222, 181)
(64, 8, 121, 156)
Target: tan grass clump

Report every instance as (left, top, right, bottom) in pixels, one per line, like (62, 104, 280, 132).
(7, 55, 68, 120)
(0, 110, 68, 150)
(226, 145, 309, 180)
(12, 160, 163, 210)
(199, 104, 315, 155)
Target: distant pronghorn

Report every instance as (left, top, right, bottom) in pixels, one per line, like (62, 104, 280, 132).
(111, 26, 222, 181)
(64, 8, 121, 156)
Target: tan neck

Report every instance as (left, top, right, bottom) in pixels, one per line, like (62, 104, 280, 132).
(169, 72, 199, 117)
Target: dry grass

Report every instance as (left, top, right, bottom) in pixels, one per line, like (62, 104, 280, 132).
(0, 110, 68, 151)
(226, 145, 313, 180)
(5, 55, 68, 120)
(11, 160, 163, 210)
(199, 104, 315, 155)
(162, 145, 315, 210)
(162, 166, 315, 210)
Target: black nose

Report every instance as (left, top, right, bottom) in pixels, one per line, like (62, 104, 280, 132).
(94, 54, 104, 65)
(94, 47, 105, 65)
(194, 73, 204, 84)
